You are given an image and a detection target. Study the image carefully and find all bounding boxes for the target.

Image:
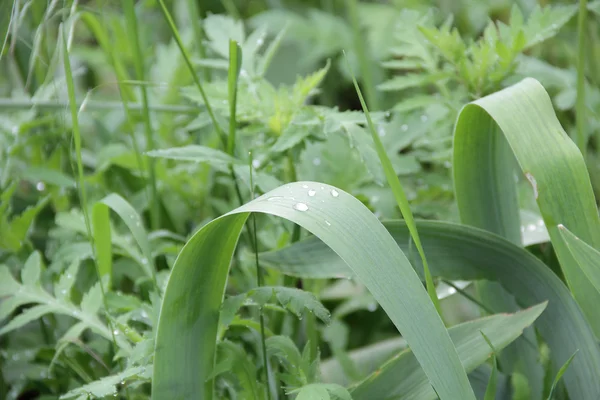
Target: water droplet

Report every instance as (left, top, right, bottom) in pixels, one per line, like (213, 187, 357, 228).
(527, 224, 537, 232)
(385, 111, 391, 118)
(371, 196, 379, 203)
(308, 189, 316, 197)
(60, 289, 67, 295)
(330, 189, 339, 198)
(72, 310, 79, 317)
(113, 329, 120, 336)
(135, 221, 141, 227)
(36, 182, 45, 191)
(537, 220, 544, 227)
(401, 124, 408, 132)
(293, 203, 309, 212)
(141, 258, 148, 265)
(367, 303, 377, 312)
(252, 159, 260, 169)
(325, 220, 331, 226)
(267, 196, 284, 201)
(11, 354, 20, 361)
(140, 310, 149, 319)
(257, 38, 264, 46)
(66, 273, 73, 279)
(302, 184, 309, 189)
(443, 161, 452, 169)
(377, 125, 386, 137)
(240, 69, 248, 78)
(129, 214, 136, 219)
(447, 287, 457, 295)
(313, 157, 321, 166)
(420, 115, 428, 122)
(320, 186, 325, 190)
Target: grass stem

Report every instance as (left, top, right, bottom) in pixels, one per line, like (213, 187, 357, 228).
(576, 0, 588, 159)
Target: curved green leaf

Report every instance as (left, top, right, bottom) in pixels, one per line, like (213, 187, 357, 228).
(453, 77, 600, 341)
(152, 183, 474, 400)
(259, 220, 600, 399)
(351, 304, 545, 400)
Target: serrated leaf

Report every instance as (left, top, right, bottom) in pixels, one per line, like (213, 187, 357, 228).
(54, 259, 80, 301)
(21, 251, 42, 286)
(80, 283, 103, 315)
(250, 286, 330, 323)
(377, 72, 450, 92)
(294, 383, 352, 400)
(147, 145, 240, 166)
(203, 15, 245, 59)
(0, 304, 55, 335)
(0, 265, 19, 295)
(60, 365, 151, 399)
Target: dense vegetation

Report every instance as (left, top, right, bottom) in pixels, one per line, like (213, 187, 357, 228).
(2, 0, 600, 399)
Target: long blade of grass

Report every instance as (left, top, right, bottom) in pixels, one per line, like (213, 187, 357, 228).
(157, 0, 225, 141)
(559, 224, 600, 293)
(547, 350, 578, 400)
(344, 55, 443, 319)
(122, 0, 159, 230)
(452, 77, 600, 339)
(227, 40, 242, 156)
(480, 331, 498, 400)
(152, 182, 476, 400)
(259, 219, 600, 399)
(576, 0, 588, 157)
(350, 304, 545, 400)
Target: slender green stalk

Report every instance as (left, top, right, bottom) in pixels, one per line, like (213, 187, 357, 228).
(157, 0, 226, 144)
(221, 0, 241, 20)
(577, 0, 588, 159)
(60, 22, 120, 357)
(123, 0, 160, 230)
(185, 0, 210, 82)
(228, 40, 241, 156)
(249, 162, 272, 400)
(346, 0, 379, 110)
(0, 98, 198, 113)
(344, 54, 444, 320)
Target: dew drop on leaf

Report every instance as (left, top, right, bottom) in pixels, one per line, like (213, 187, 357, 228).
(308, 189, 316, 197)
(293, 203, 309, 212)
(330, 189, 339, 198)
(401, 124, 408, 132)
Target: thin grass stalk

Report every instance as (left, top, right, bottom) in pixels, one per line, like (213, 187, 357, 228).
(123, 0, 160, 230)
(60, 22, 120, 359)
(346, 0, 379, 110)
(577, 0, 588, 159)
(157, 0, 226, 145)
(0, 98, 198, 113)
(185, 0, 210, 82)
(249, 157, 273, 400)
(344, 54, 444, 320)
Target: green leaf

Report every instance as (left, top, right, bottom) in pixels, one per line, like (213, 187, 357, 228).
(146, 145, 241, 166)
(350, 304, 545, 400)
(152, 182, 474, 400)
(293, 383, 352, 400)
(21, 251, 42, 286)
(259, 219, 600, 399)
(250, 286, 330, 323)
(559, 225, 600, 295)
(92, 203, 112, 287)
(453, 78, 600, 346)
(59, 365, 151, 399)
(54, 260, 80, 301)
(547, 350, 578, 400)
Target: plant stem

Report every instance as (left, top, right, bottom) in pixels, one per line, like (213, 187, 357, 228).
(60, 22, 120, 357)
(0, 98, 199, 113)
(157, 0, 226, 145)
(123, 0, 160, 230)
(577, 0, 588, 159)
(347, 0, 379, 110)
(186, 0, 211, 82)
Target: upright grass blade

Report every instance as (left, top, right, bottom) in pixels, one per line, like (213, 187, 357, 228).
(227, 40, 242, 156)
(452, 77, 600, 339)
(259, 220, 600, 399)
(559, 224, 600, 294)
(576, 0, 588, 157)
(350, 304, 545, 400)
(60, 21, 119, 355)
(152, 182, 476, 400)
(547, 351, 578, 400)
(157, 0, 225, 142)
(480, 331, 498, 400)
(344, 55, 442, 318)
(123, 0, 159, 230)
(92, 205, 111, 289)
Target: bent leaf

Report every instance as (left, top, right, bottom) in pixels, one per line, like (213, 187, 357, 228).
(259, 220, 600, 399)
(152, 182, 475, 400)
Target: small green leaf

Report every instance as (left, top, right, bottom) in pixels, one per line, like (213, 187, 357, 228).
(21, 251, 42, 286)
